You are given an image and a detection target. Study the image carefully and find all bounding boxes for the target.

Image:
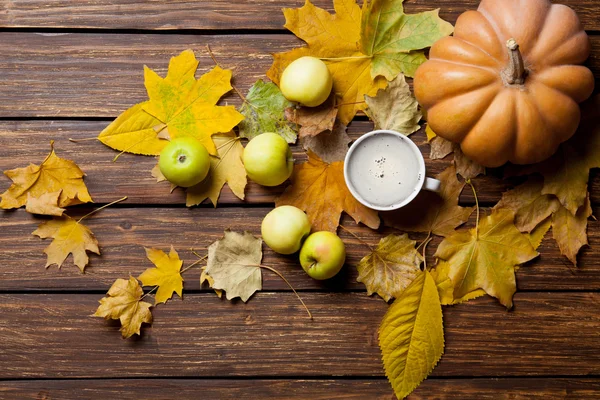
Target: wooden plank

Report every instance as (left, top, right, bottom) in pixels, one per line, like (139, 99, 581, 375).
(2, 378, 600, 399)
(0, 208, 598, 291)
(0, 292, 598, 378)
(1, 0, 598, 31)
(0, 32, 599, 117)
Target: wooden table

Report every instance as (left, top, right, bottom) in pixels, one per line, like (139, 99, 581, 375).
(1, 1, 599, 398)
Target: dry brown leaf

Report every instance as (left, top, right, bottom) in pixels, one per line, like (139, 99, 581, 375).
(138, 246, 184, 305)
(383, 165, 474, 237)
(205, 230, 263, 302)
(453, 144, 485, 180)
(1, 141, 92, 210)
(552, 196, 593, 267)
(285, 94, 338, 138)
(434, 209, 538, 308)
(25, 191, 65, 216)
(301, 123, 351, 163)
(151, 163, 177, 193)
(356, 234, 423, 302)
(494, 177, 561, 232)
(429, 136, 453, 160)
(32, 215, 100, 272)
(276, 151, 380, 232)
(93, 276, 153, 339)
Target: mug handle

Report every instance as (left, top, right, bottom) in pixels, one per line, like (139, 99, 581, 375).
(423, 177, 441, 193)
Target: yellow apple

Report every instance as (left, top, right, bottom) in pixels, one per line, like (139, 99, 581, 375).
(299, 231, 346, 280)
(243, 133, 294, 187)
(261, 206, 311, 255)
(280, 56, 333, 107)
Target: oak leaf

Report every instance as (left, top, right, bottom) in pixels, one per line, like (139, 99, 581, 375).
(138, 246, 184, 304)
(285, 94, 338, 138)
(93, 276, 153, 339)
(365, 74, 421, 134)
(356, 234, 423, 302)
(205, 230, 263, 302)
(379, 270, 444, 400)
(1, 142, 92, 211)
(494, 177, 560, 232)
(276, 151, 380, 232)
(383, 165, 474, 237)
(32, 215, 100, 272)
(300, 123, 351, 163)
(434, 209, 538, 308)
(552, 197, 593, 266)
(26, 191, 65, 216)
(185, 132, 247, 206)
(99, 50, 243, 156)
(238, 80, 297, 143)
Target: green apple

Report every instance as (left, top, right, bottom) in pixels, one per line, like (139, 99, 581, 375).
(158, 137, 211, 188)
(280, 56, 333, 107)
(261, 206, 311, 255)
(243, 133, 294, 187)
(299, 231, 346, 280)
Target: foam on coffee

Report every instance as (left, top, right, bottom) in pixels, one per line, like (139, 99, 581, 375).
(346, 132, 422, 209)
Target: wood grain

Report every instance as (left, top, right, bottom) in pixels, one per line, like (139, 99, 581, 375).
(0, 292, 598, 378)
(0, 32, 598, 117)
(0, 207, 598, 291)
(2, 378, 600, 399)
(1, 0, 598, 31)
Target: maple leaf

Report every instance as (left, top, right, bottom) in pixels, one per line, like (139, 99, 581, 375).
(365, 74, 421, 134)
(300, 123, 351, 163)
(205, 230, 263, 302)
(1, 141, 92, 211)
(32, 215, 100, 272)
(99, 50, 243, 156)
(238, 79, 297, 143)
(425, 124, 437, 142)
(434, 209, 538, 308)
(276, 151, 380, 232)
(431, 261, 485, 306)
(552, 197, 593, 267)
(494, 177, 561, 232)
(185, 132, 247, 206)
(454, 144, 485, 180)
(383, 165, 474, 237)
(138, 246, 184, 305)
(93, 276, 153, 339)
(285, 94, 338, 138)
(379, 270, 444, 400)
(25, 191, 65, 216)
(429, 136, 453, 160)
(360, 0, 454, 79)
(151, 164, 177, 193)
(356, 234, 423, 302)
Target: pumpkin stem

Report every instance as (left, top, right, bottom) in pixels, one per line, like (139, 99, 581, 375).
(504, 38, 526, 85)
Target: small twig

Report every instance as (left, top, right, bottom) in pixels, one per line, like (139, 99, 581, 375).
(77, 196, 127, 223)
(339, 225, 374, 252)
(69, 137, 99, 143)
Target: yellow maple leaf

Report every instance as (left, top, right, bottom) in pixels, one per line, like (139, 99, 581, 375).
(32, 215, 100, 272)
(356, 234, 423, 302)
(186, 132, 247, 207)
(138, 246, 184, 305)
(99, 50, 243, 156)
(1, 141, 92, 211)
(200, 266, 223, 298)
(93, 276, 153, 339)
(25, 191, 66, 216)
(430, 261, 486, 306)
(434, 209, 538, 308)
(276, 151, 380, 232)
(379, 270, 444, 399)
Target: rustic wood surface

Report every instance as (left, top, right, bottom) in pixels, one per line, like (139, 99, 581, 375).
(0, 0, 599, 398)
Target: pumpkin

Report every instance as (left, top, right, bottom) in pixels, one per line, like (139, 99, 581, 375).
(414, 0, 594, 167)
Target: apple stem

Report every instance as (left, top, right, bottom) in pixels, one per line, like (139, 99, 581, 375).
(76, 196, 128, 224)
(339, 225, 374, 251)
(178, 154, 187, 163)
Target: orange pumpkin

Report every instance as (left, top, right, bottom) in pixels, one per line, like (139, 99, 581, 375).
(414, 0, 594, 167)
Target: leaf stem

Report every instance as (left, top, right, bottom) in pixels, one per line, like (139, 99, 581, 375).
(335, 101, 367, 107)
(467, 179, 479, 238)
(319, 55, 373, 61)
(259, 265, 313, 320)
(140, 284, 158, 301)
(422, 237, 433, 271)
(416, 231, 432, 252)
(339, 225, 374, 251)
(77, 196, 128, 223)
(180, 255, 207, 275)
(69, 137, 99, 143)
(206, 44, 250, 106)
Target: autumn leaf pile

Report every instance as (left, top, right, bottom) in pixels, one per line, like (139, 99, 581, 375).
(1, 0, 598, 399)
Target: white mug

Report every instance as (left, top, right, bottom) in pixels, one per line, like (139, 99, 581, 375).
(344, 130, 441, 211)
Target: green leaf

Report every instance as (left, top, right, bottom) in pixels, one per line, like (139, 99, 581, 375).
(360, 0, 454, 79)
(379, 270, 444, 399)
(238, 80, 297, 144)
